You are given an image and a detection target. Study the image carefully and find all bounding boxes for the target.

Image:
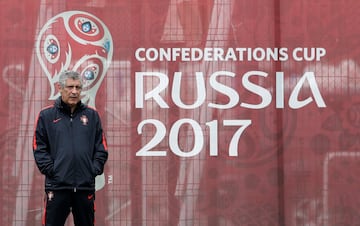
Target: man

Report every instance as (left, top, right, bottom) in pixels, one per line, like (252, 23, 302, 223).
(33, 70, 108, 226)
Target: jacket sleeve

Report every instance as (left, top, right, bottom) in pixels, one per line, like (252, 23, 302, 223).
(93, 113, 108, 175)
(33, 112, 54, 177)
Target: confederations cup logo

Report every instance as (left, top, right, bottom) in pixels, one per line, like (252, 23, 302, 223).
(36, 10, 113, 108)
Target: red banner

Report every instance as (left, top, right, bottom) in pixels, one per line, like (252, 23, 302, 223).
(1, 0, 360, 225)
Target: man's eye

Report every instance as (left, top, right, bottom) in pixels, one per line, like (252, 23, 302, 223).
(66, 86, 82, 90)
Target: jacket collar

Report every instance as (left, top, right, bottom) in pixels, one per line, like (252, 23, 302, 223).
(55, 97, 86, 114)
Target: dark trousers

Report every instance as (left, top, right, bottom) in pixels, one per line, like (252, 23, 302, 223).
(43, 190, 95, 226)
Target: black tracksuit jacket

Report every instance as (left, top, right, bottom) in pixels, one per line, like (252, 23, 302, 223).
(33, 97, 108, 191)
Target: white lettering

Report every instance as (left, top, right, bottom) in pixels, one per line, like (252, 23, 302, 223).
(135, 70, 325, 110)
(172, 72, 206, 109)
(208, 71, 239, 109)
(135, 72, 169, 108)
(289, 72, 326, 109)
(292, 48, 327, 61)
(241, 71, 272, 109)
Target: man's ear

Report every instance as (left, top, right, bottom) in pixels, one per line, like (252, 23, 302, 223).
(56, 82, 62, 92)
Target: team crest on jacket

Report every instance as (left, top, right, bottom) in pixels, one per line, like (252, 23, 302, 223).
(80, 115, 89, 125)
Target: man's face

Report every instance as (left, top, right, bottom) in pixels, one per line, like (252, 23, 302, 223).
(59, 78, 82, 107)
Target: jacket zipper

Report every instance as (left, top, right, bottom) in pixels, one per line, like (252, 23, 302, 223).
(70, 113, 76, 192)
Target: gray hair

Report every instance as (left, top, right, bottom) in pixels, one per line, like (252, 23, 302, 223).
(58, 70, 83, 88)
